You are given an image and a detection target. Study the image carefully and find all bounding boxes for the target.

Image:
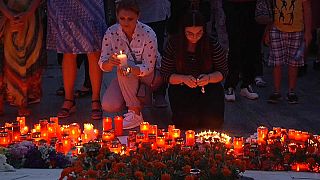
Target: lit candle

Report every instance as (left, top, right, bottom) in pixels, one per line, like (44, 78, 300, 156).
(117, 50, 128, 67)
(148, 134, 156, 143)
(168, 125, 175, 139)
(34, 124, 41, 132)
(50, 117, 59, 128)
(136, 133, 145, 143)
(114, 116, 123, 136)
(0, 132, 10, 146)
(62, 136, 71, 154)
(94, 129, 99, 139)
(140, 122, 150, 134)
(83, 123, 95, 142)
(176, 137, 185, 146)
(12, 122, 20, 142)
(295, 131, 302, 141)
(21, 126, 29, 135)
(149, 125, 157, 136)
(273, 127, 281, 137)
(127, 131, 137, 148)
(288, 129, 296, 140)
(109, 140, 121, 154)
(292, 163, 309, 172)
(48, 122, 57, 139)
(172, 129, 180, 140)
(185, 130, 195, 146)
(74, 142, 83, 155)
(39, 119, 48, 141)
(257, 126, 268, 145)
(103, 117, 112, 131)
(102, 130, 115, 142)
(69, 123, 81, 140)
(156, 135, 165, 147)
(233, 137, 244, 154)
(32, 132, 41, 142)
(17, 117, 26, 132)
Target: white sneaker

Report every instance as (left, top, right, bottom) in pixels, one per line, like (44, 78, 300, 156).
(225, 88, 236, 102)
(240, 85, 259, 100)
(123, 110, 144, 129)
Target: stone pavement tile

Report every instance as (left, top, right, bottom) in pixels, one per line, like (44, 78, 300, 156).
(0, 169, 62, 180)
(288, 171, 320, 179)
(243, 171, 292, 180)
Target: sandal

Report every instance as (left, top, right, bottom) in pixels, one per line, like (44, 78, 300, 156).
(57, 99, 76, 118)
(56, 87, 65, 96)
(74, 87, 92, 98)
(91, 100, 103, 120)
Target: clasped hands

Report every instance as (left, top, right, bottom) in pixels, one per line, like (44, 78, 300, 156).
(182, 74, 210, 88)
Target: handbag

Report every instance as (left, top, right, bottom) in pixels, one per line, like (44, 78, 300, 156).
(255, 0, 274, 25)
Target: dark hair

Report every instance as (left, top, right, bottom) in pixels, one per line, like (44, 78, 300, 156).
(175, 11, 212, 74)
(116, 0, 140, 15)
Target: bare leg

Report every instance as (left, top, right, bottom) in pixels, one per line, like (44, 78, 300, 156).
(62, 53, 77, 107)
(288, 65, 298, 92)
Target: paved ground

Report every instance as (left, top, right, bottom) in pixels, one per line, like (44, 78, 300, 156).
(0, 51, 319, 137)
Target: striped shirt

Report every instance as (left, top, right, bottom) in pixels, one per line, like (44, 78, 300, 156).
(161, 36, 228, 83)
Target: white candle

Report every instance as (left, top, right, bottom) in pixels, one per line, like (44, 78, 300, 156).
(117, 51, 127, 66)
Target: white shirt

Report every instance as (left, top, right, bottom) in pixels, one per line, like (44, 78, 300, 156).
(99, 21, 158, 77)
(136, 0, 171, 23)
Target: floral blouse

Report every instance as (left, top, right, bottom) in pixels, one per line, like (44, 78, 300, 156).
(99, 21, 158, 77)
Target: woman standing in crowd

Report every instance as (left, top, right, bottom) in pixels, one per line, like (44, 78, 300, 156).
(99, 0, 158, 129)
(47, 0, 107, 119)
(161, 11, 228, 130)
(0, 0, 46, 116)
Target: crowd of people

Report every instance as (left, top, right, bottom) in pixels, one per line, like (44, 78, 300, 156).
(0, 0, 318, 130)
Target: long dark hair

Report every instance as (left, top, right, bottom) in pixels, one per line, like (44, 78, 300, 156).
(175, 11, 212, 74)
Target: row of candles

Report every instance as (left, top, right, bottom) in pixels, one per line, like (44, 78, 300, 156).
(0, 117, 319, 156)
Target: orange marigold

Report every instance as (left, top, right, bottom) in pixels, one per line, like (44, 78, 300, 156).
(131, 158, 139, 166)
(161, 173, 171, 180)
(134, 170, 144, 178)
(215, 154, 223, 161)
(222, 167, 232, 177)
(182, 165, 191, 174)
(87, 169, 98, 178)
(210, 166, 217, 175)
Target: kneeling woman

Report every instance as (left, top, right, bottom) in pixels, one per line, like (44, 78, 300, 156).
(161, 11, 228, 130)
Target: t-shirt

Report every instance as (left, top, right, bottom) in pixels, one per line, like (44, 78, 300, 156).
(273, 0, 308, 32)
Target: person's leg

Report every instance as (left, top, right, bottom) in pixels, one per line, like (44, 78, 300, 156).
(57, 53, 77, 118)
(267, 27, 285, 104)
(87, 52, 103, 119)
(239, 2, 262, 99)
(288, 65, 298, 92)
(223, 1, 244, 101)
(102, 78, 126, 113)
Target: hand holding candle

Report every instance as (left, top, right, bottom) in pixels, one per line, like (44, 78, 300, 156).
(117, 50, 127, 67)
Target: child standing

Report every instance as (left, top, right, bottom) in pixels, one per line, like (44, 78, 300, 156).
(268, 0, 312, 104)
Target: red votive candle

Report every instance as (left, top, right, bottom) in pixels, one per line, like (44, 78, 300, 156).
(103, 117, 112, 131)
(257, 126, 268, 145)
(185, 130, 195, 146)
(114, 116, 123, 136)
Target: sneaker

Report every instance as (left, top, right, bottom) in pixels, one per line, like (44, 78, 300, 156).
(153, 94, 168, 108)
(255, 77, 267, 87)
(267, 92, 282, 104)
(123, 110, 144, 129)
(225, 88, 235, 102)
(240, 85, 259, 100)
(286, 92, 298, 104)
